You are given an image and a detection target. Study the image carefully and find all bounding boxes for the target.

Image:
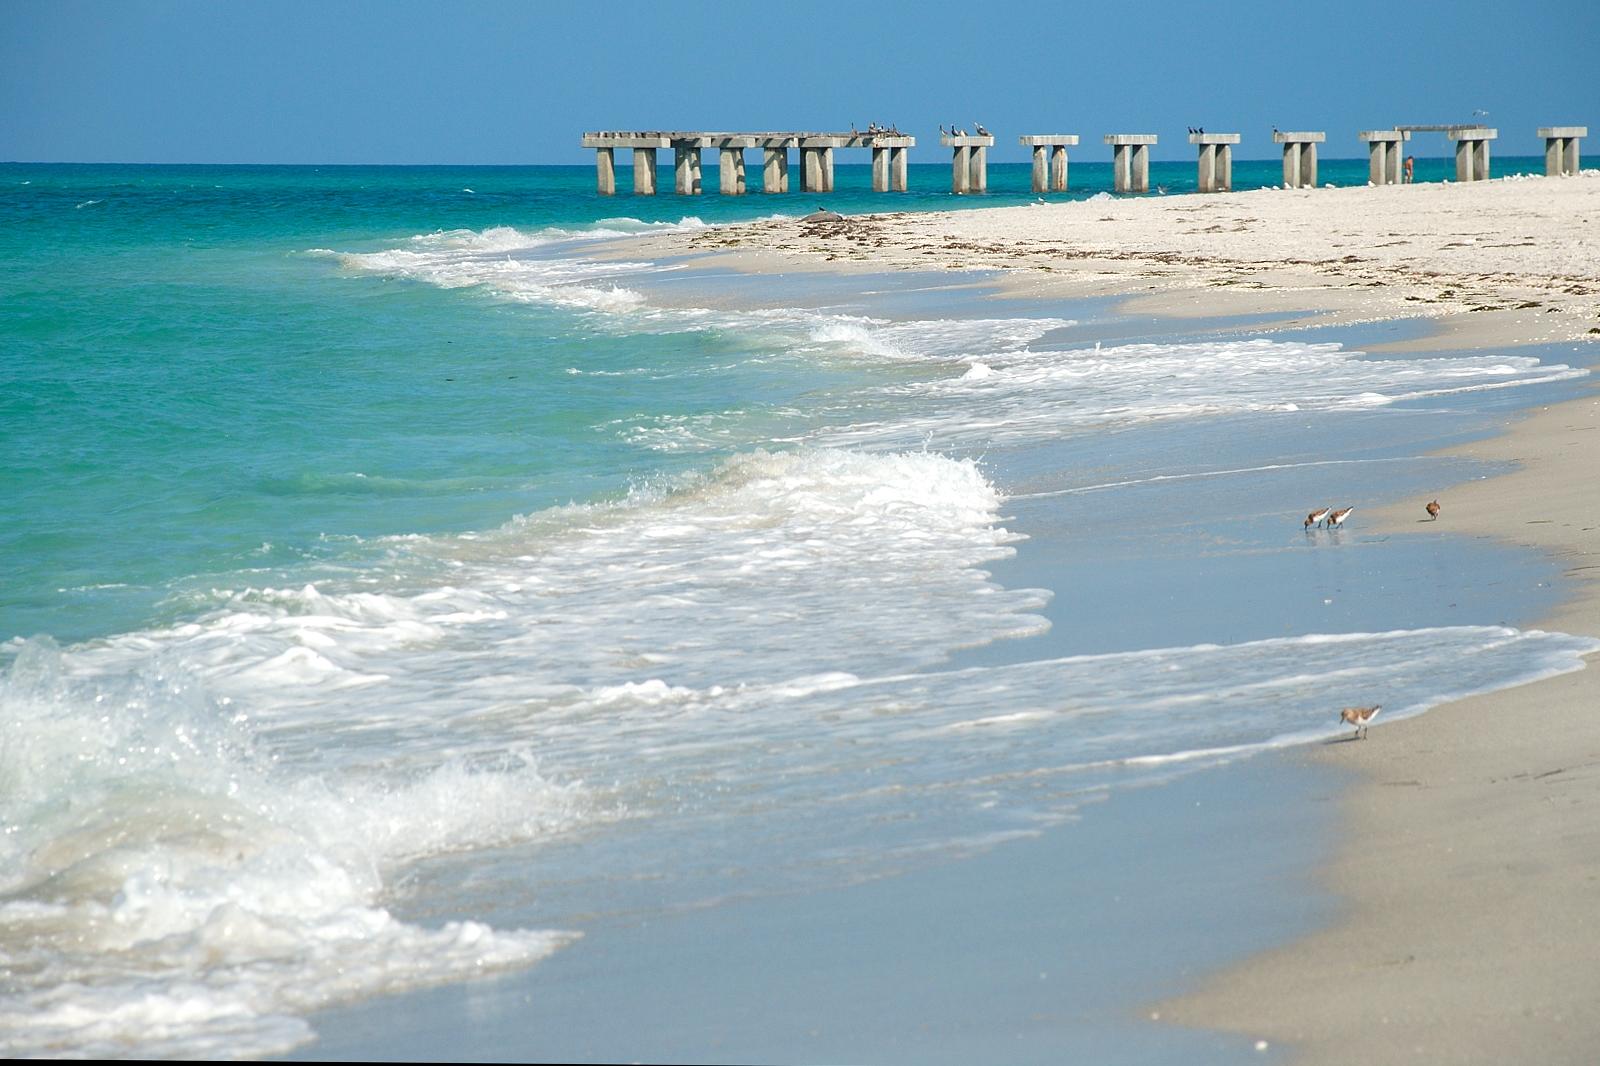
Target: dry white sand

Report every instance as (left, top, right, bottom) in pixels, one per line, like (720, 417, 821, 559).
(621, 172, 1600, 352)
(623, 172, 1600, 1062)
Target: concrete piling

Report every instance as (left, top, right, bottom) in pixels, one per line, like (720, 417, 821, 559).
(581, 133, 672, 195)
(633, 148, 658, 195)
(1446, 127, 1497, 182)
(942, 134, 994, 194)
(711, 137, 756, 195)
(1359, 130, 1409, 186)
(760, 138, 792, 194)
(673, 140, 705, 195)
(1190, 132, 1240, 192)
(1104, 135, 1157, 193)
(1538, 126, 1586, 177)
(870, 137, 913, 192)
(1019, 136, 1079, 193)
(584, 130, 912, 195)
(1272, 131, 1324, 188)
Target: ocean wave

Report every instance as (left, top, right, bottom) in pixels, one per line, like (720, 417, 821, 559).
(807, 337, 1586, 450)
(0, 636, 583, 1058)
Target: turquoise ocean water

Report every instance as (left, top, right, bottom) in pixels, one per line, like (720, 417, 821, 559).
(2, 158, 1595, 1058)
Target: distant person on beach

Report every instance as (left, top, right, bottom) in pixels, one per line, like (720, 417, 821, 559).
(1403, 155, 1415, 183)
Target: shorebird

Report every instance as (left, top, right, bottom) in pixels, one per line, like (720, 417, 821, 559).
(1305, 507, 1332, 530)
(1328, 506, 1354, 529)
(1426, 499, 1441, 520)
(1340, 704, 1381, 740)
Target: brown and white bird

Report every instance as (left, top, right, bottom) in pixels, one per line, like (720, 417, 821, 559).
(1340, 704, 1381, 739)
(1304, 507, 1331, 530)
(1328, 506, 1354, 529)
(1425, 499, 1441, 520)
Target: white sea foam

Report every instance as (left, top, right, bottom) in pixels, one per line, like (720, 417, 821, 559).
(0, 639, 583, 1058)
(806, 337, 1586, 450)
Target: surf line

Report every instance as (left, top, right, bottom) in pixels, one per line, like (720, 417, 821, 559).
(1009, 457, 1416, 500)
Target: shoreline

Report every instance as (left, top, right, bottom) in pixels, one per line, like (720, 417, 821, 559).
(1158, 391, 1600, 1063)
(607, 176, 1600, 1060)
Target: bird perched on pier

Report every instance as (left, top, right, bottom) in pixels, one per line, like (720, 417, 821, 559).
(1328, 506, 1354, 529)
(1187, 126, 1195, 135)
(939, 124, 949, 136)
(1340, 704, 1381, 740)
(974, 122, 990, 136)
(1426, 499, 1441, 520)
(1305, 507, 1331, 530)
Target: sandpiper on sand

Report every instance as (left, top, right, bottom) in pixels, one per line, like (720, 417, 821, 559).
(1426, 499, 1441, 520)
(1340, 704, 1381, 739)
(1304, 507, 1331, 530)
(1328, 506, 1354, 529)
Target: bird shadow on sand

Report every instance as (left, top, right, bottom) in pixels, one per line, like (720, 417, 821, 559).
(1323, 733, 1370, 745)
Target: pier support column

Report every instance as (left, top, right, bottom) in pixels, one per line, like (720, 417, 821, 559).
(1546, 136, 1566, 176)
(1051, 145, 1069, 191)
(1020, 136, 1077, 194)
(674, 142, 703, 195)
(763, 147, 789, 193)
(718, 147, 747, 195)
(595, 148, 616, 195)
(872, 147, 890, 192)
(820, 148, 834, 192)
(801, 147, 821, 192)
(633, 148, 657, 195)
(941, 134, 993, 195)
(1104, 134, 1157, 193)
(891, 146, 909, 191)
(1359, 131, 1408, 186)
(1280, 139, 1323, 189)
(1448, 128, 1498, 182)
(1537, 127, 1585, 176)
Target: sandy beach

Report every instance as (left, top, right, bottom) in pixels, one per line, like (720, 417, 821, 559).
(622, 173, 1600, 353)
(620, 172, 1600, 1062)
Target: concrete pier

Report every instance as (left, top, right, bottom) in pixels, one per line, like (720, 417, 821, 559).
(1358, 130, 1409, 186)
(1272, 130, 1324, 188)
(581, 131, 913, 195)
(673, 138, 706, 195)
(799, 136, 847, 193)
(581, 133, 672, 195)
(870, 137, 914, 192)
(1189, 132, 1240, 192)
(1104, 134, 1157, 193)
(942, 134, 995, 194)
(633, 148, 658, 195)
(1019, 136, 1079, 193)
(757, 137, 795, 194)
(710, 136, 757, 195)
(1447, 127, 1497, 182)
(1538, 126, 1586, 177)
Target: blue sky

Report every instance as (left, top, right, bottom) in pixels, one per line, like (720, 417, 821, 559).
(3, 0, 1596, 164)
